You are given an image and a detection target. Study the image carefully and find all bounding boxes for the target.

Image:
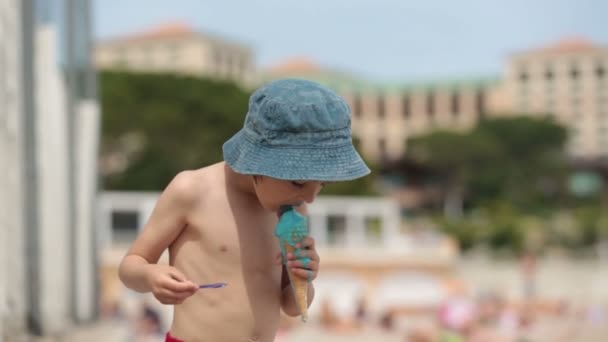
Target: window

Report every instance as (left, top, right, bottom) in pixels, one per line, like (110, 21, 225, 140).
(597, 63, 605, 79)
(377, 93, 385, 119)
(365, 217, 383, 246)
(475, 88, 486, 118)
(327, 216, 346, 246)
(545, 67, 554, 81)
(450, 91, 460, 117)
(353, 93, 362, 118)
(426, 90, 435, 118)
(379, 138, 387, 159)
(570, 65, 580, 80)
(111, 210, 139, 243)
(545, 66, 554, 96)
(519, 69, 529, 83)
(402, 93, 410, 118)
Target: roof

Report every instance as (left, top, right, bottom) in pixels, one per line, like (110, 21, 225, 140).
(97, 21, 251, 49)
(262, 58, 500, 94)
(267, 56, 321, 74)
(513, 37, 607, 57)
(101, 21, 197, 44)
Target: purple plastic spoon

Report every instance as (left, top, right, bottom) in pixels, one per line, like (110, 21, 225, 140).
(198, 282, 228, 289)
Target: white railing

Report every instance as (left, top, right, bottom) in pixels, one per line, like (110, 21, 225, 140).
(97, 192, 403, 250)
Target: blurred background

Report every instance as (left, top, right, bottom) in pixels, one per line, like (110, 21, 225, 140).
(2, 0, 608, 341)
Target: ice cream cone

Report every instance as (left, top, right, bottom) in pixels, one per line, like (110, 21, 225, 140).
(283, 242, 309, 322)
(275, 205, 311, 322)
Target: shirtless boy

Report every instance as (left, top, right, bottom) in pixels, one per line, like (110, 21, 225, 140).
(118, 79, 370, 342)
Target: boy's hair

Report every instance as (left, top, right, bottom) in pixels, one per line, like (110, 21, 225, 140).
(223, 79, 370, 182)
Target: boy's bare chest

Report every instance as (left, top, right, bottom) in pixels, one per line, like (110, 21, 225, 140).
(188, 206, 280, 269)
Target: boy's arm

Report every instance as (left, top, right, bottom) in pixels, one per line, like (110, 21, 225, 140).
(118, 171, 201, 293)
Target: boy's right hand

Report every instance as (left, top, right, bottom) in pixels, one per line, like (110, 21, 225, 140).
(146, 265, 199, 305)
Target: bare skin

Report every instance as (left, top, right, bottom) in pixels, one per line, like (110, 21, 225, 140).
(118, 161, 322, 342)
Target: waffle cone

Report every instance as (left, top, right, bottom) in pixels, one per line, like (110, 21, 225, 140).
(283, 243, 309, 322)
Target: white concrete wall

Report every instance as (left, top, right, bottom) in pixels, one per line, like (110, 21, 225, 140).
(35, 23, 71, 334)
(98, 193, 402, 248)
(458, 257, 608, 302)
(0, 0, 27, 338)
(1, 1, 100, 337)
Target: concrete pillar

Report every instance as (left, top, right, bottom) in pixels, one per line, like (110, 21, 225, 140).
(35, 23, 71, 334)
(97, 198, 114, 251)
(346, 209, 366, 248)
(382, 203, 401, 249)
(74, 100, 100, 322)
(1, 0, 28, 338)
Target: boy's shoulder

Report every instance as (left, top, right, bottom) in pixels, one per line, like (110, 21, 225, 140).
(165, 163, 220, 206)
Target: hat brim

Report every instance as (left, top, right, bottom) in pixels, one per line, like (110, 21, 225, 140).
(223, 129, 371, 182)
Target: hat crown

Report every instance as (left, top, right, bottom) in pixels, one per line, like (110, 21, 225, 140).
(245, 79, 351, 137)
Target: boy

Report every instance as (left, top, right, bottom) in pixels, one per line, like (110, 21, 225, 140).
(118, 79, 370, 341)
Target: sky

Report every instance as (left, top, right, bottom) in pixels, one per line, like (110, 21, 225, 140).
(94, 0, 608, 82)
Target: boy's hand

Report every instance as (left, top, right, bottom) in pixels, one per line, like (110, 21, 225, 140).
(146, 265, 198, 305)
(286, 237, 320, 283)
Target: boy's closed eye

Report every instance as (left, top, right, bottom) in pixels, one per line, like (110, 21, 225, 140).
(290, 181, 328, 189)
(291, 181, 306, 188)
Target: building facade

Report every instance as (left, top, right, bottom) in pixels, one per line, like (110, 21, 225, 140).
(95, 22, 255, 86)
(503, 38, 608, 158)
(263, 39, 608, 162)
(341, 79, 503, 161)
(0, 0, 100, 338)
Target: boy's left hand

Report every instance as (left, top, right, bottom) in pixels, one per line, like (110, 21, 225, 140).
(286, 237, 320, 282)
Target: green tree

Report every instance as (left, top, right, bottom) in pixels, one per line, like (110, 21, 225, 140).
(101, 71, 250, 190)
(100, 71, 377, 195)
(408, 129, 502, 217)
(475, 117, 569, 210)
(407, 116, 569, 213)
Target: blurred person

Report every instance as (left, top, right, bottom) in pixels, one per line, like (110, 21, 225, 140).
(380, 309, 396, 331)
(320, 298, 340, 330)
(516, 303, 538, 341)
(354, 296, 368, 327)
(497, 301, 520, 339)
(476, 291, 503, 325)
(437, 297, 476, 332)
(436, 297, 475, 342)
(520, 252, 537, 300)
(118, 79, 370, 341)
(135, 304, 165, 342)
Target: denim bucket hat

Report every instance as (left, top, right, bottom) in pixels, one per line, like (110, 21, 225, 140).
(223, 79, 370, 181)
